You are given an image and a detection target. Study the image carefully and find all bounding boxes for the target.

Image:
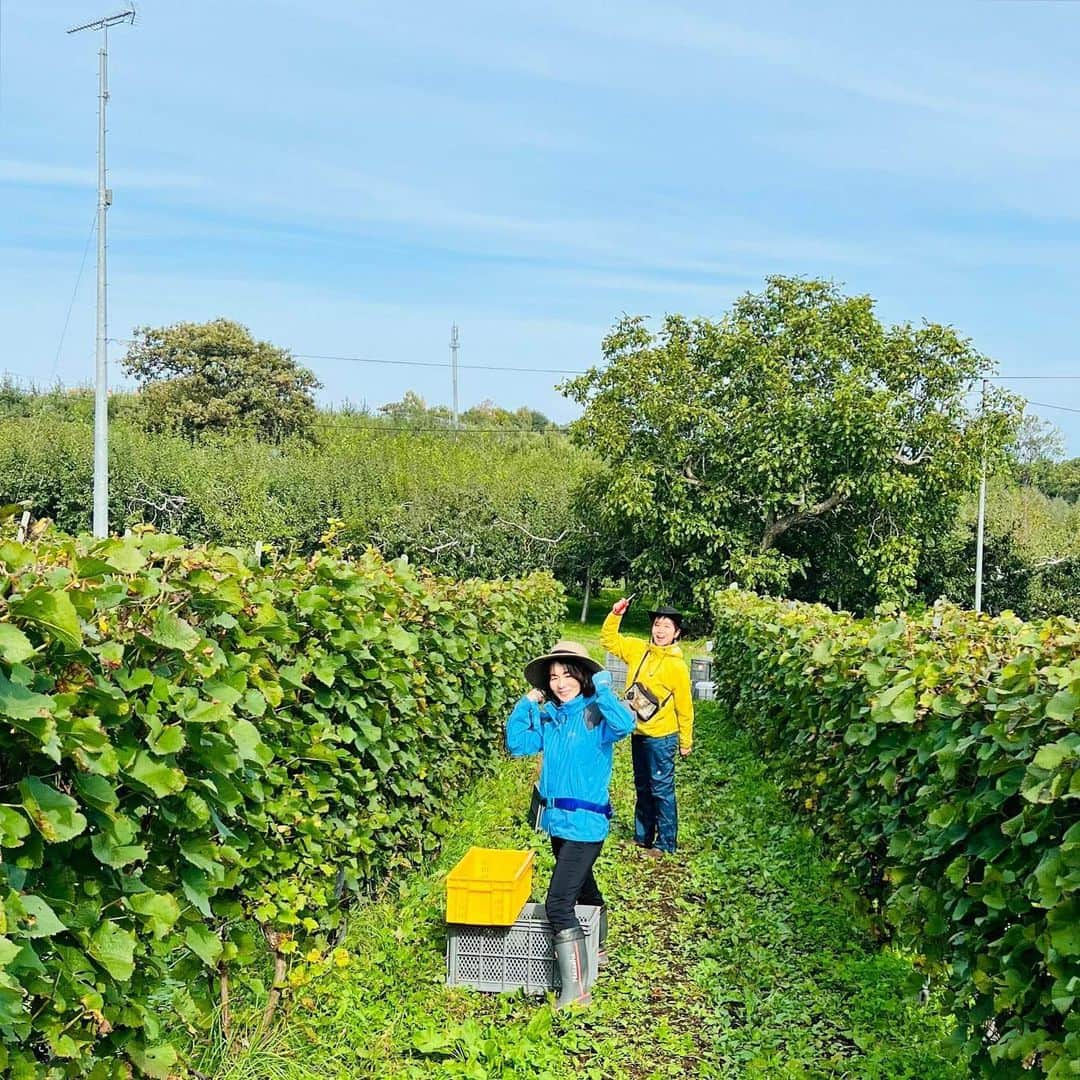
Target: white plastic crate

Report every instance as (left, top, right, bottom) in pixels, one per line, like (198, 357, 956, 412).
(446, 902, 601, 994)
(693, 679, 716, 701)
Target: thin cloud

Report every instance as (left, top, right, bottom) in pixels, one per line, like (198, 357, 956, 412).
(0, 159, 206, 191)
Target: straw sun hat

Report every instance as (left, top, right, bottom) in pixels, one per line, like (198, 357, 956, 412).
(523, 640, 603, 691)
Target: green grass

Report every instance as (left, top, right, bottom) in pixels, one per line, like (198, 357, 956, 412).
(204, 702, 965, 1079)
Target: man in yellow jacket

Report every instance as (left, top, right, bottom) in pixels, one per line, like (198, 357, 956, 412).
(601, 598, 693, 855)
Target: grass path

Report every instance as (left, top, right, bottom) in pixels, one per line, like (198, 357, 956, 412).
(204, 700, 965, 1079)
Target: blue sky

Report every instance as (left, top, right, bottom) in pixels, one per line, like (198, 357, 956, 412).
(3, 0, 1080, 446)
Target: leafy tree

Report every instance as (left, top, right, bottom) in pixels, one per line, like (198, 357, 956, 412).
(0, 375, 29, 418)
(919, 478, 1080, 618)
(1022, 456, 1080, 503)
(1011, 413, 1065, 468)
(121, 318, 320, 441)
(563, 276, 1020, 614)
(376, 394, 557, 431)
(378, 391, 452, 427)
(521, 407, 559, 432)
(462, 400, 556, 430)
(1009, 413, 1066, 487)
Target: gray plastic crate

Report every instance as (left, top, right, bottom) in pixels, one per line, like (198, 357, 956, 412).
(604, 652, 629, 689)
(690, 657, 713, 684)
(446, 902, 601, 994)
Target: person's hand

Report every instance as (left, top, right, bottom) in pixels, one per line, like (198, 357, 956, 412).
(593, 669, 612, 690)
(679, 746, 692, 758)
(611, 597, 630, 616)
(526, 688, 546, 704)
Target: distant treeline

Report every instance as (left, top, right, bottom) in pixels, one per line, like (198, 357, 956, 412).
(5, 291, 1080, 626)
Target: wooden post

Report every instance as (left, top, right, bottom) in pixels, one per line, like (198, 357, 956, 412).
(16, 511, 30, 543)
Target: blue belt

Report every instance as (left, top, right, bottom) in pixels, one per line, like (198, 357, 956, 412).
(545, 797, 613, 818)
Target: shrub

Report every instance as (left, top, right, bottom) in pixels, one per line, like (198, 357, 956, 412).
(0, 520, 561, 1076)
(709, 589, 1080, 1078)
(0, 417, 597, 583)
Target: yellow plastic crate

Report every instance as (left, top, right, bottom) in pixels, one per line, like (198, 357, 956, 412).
(446, 847, 535, 926)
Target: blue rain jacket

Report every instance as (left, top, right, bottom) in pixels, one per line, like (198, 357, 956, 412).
(505, 685, 635, 842)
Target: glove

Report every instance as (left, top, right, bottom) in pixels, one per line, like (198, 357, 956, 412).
(593, 669, 612, 690)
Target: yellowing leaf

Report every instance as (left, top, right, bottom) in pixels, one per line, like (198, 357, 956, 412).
(19, 777, 87, 843)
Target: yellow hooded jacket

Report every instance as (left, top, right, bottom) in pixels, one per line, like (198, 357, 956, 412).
(600, 612, 694, 752)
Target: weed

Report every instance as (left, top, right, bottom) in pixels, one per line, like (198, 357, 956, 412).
(207, 703, 964, 1078)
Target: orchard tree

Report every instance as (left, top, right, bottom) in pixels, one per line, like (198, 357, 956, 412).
(1010, 414, 1069, 491)
(462, 401, 557, 431)
(1026, 457, 1080, 502)
(1011, 413, 1066, 471)
(562, 276, 1021, 614)
(122, 319, 320, 442)
(918, 478, 1080, 619)
(378, 391, 452, 427)
(375, 394, 556, 431)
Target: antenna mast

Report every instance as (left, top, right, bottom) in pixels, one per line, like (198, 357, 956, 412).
(67, 8, 136, 537)
(450, 323, 460, 429)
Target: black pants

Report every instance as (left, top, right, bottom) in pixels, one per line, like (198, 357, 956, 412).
(545, 836, 604, 933)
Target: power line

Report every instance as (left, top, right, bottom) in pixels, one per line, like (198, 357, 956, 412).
(105, 340, 588, 376)
(16, 351, 1080, 426)
(94, 342, 1080, 384)
(1024, 401, 1080, 416)
(294, 353, 587, 375)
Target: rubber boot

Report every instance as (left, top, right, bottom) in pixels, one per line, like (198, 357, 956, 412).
(597, 906, 609, 969)
(553, 926, 591, 1009)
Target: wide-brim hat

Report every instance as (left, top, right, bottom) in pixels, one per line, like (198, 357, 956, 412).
(648, 605, 684, 628)
(524, 640, 603, 690)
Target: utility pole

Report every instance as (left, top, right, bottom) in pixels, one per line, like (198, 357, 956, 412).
(974, 377, 988, 614)
(67, 8, 136, 538)
(449, 323, 460, 428)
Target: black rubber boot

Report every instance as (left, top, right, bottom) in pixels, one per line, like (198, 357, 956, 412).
(553, 926, 590, 1009)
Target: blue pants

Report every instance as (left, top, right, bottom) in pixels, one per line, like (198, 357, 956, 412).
(631, 732, 678, 853)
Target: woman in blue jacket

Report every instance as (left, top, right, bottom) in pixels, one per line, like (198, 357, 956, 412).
(506, 639, 636, 1008)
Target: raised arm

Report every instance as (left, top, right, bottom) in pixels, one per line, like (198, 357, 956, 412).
(506, 695, 545, 757)
(600, 599, 646, 670)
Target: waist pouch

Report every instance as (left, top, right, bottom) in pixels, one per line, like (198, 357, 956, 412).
(624, 652, 673, 722)
(625, 681, 662, 721)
